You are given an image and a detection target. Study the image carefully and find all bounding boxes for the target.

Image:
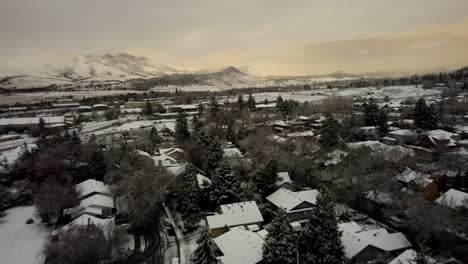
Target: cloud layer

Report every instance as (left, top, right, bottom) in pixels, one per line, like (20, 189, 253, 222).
(1, 0, 468, 75)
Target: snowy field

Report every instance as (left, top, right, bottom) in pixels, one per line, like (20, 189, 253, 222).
(0, 206, 50, 264)
(222, 85, 441, 103)
(90, 119, 177, 136)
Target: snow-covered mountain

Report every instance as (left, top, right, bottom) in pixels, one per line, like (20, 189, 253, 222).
(0, 53, 371, 91)
(0, 53, 187, 90)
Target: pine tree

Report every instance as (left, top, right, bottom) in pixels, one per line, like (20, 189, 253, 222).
(363, 99, 388, 136)
(414, 98, 438, 129)
(263, 210, 298, 264)
(192, 229, 218, 264)
(210, 96, 219, 119)
(247, 94, 256, 110)
(320, 116, 342, 147)
(254, 160, 279, 196)
(71, 130, 81, 145)
(208, 163, 240, 207)
(148, 127, 161, 145)
(207, 140, 223, 170)
(298, 190, 345, 264)
(177, 165, 202, 217)
(237, 94, 244, 112)
(143, 100, 153, 116)
(175, 110, 190, 142)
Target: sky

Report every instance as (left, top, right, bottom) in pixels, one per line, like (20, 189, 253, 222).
(1, 0, 468, 76)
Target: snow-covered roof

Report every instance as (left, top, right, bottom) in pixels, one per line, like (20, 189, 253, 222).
(80, 194, 114, 209)
(423, 129, 459, 141)
(133, 150, 151, 157)
(395, 168, 433, 188)
(266, 188, 320, 213)
(323, 150, 348, 166)
(62, 213, 114, 231)
(92, 104, 108, 108)
(223, 148, 244, 159)
(346, 141, 414, 163)
(214, 229, 265, 264)
(51, 103, 80, 108)
(166, 163, 187, 177)
(159, 147, 184, 156)
(272, 120, 290, 127)
(436, 189, 468, 209)
(339, 221, 412, 259)
(287, 130, 314, 138)
(196, 173, 212, 189)
(389, 249, 436, 264)
(389, 129, 417, 137)
(152, 154, 178, 167)
(76, 179, 111, 198)
(364, 190, 393, 204)
(207, 201, 263, 229)
(0, 116, 65, 127)
(276, 172, 292, 186)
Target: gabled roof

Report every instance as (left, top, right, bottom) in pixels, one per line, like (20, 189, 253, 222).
(395, 168, 433, 188)
(152, 154, 178, 167)
(207, 201, 263, 229)
(62, 213, 114, 231)
(339, 221, 412, 259)
(80, 194, 114, 209)
(76, 179, 111, 198)
(276, 172, 292, 186)
(159, 147, 184, 156)
(214, 229, 265, 264)
(389, 249, 436, 264)
(423, 129, 459, 141)
(266, 188, 320, 213)
(436, 189, 468, 209)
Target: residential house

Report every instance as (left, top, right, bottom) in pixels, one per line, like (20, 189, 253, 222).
(153, 154, 179, 168)
(213, 229, 265, 264)
(159, 147, 185, 160)
(272, 120, 291, 133)
(62, 213, 114, 231)
(436, 189, 468, 209)
(339, 221, 412, 263)
(420, 130, 461, 149)
(76, 179, 112, 200)
(394, 168, 439, 200)
(266, 188, 320, 224)
(389, 129, 418, 145)
(206, 201, 263, 237)
(276, 172, 301, 191)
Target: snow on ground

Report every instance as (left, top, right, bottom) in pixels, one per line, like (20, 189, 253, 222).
(91, 119, 176, 135)
(219, 85, 440, 104)
(0, 206, 50, 264)
(0, 143, 36, 164)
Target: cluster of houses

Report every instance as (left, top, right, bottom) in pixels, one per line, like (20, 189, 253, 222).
(201, 171, 420, 264)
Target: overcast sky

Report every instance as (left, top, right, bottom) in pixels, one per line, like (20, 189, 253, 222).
(1, 0, 468, 76)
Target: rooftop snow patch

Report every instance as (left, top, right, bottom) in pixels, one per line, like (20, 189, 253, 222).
(266, 188, 320, 213)
(207, 201, 263, 229)
(214, 229, 265, 264)
(339, 221, 412, 259)
(346, 141, 414, 162)
(76, 179, 111, 198)
(436, 189, 468, 209)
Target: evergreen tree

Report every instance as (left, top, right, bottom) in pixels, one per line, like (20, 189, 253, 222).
(148, 127, 161, 145)
(192, 229, 218, 264)
(208, 163, 240, 207)
(414, 98, 438, 129)
(192, 114, 203, 133)
(298, 190, 345, 264)
(209, 96, 219, 118)
(207, 139, 223, 170)
(143, 101, 153, 116)
(254, 160, 279, 196)
(237, 94, 244, 112)
(175, 110, 190, 142)
(247, 94, 256, 110)
(320, 116, 342, 147)
(177, 165, 202, 217)
(363, 99, 388, 136)
(263, 210, 298, 264)
(71, 130, 81, 145)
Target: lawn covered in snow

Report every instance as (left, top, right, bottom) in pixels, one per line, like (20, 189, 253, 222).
(0, 206, 50, 264)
